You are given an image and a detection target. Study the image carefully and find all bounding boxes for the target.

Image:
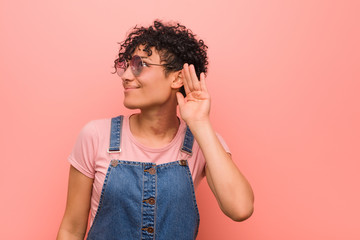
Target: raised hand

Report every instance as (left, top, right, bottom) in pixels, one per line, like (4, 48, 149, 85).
(176, 63, 211, 125)
(177, 64, 254, 222)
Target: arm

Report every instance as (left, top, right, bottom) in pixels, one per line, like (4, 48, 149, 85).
(192, 121, 254, 221)
(176, 64, 254, 221)
(57, 166, 93, 240)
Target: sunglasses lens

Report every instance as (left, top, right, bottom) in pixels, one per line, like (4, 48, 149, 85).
(115, 60, 127, 76)
(131, 55, 143, 76)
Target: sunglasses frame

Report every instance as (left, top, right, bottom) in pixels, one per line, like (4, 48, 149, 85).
(116, 55, 166, 77)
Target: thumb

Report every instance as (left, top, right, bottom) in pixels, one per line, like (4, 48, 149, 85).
(176, 92, 185, 108)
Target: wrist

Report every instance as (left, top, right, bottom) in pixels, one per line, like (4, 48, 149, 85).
(186, 118, 213, 135)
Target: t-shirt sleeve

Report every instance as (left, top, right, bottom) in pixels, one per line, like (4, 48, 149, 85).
(216, 132, 231, 154)
(68, 121, 98, 178)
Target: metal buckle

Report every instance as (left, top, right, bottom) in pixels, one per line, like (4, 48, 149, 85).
(107, 149, 121, 153)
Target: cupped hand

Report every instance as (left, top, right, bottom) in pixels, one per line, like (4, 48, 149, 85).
(176, 63, 211, 125)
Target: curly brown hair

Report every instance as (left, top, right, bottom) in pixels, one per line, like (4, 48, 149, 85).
(114, 20, 208, 96)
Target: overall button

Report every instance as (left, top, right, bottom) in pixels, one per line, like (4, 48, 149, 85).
(144, 167, 156, 175)
(110, 160, 118, 167)
(148, 167, 156, 174)
(143, 197, 156, 205)
(179, 160, 187, 166)
(142, 227, 154, 233)
(148, 198, 155, 205)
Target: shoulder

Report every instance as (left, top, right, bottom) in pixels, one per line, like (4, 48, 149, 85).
(80, 115, 132, 139)
(79, 118, 111, 138)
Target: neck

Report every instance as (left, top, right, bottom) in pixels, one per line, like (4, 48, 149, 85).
(129, 107, 180, 147)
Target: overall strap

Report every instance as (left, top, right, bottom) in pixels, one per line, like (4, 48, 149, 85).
(181, 126, 194, 155)
(108, 115, 124, 153)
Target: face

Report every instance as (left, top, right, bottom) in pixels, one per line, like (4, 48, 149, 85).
(120, 46, 181, 110)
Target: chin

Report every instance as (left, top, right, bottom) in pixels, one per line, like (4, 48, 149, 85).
(123, 99, 149, 109)
(123, 101, 139, 110)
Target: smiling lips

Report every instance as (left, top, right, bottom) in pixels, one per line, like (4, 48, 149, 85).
(123, 85, 140, 92)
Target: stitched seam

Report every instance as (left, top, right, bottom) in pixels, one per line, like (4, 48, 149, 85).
(87, 162, 114, 236)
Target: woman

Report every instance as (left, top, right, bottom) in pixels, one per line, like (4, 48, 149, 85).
(57, 20, 254, 240)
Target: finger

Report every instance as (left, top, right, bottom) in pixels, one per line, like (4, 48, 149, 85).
(189, 64, 201, 91)
(182, 68, 191, 95)
(183, 63, 194, 92)
(199, 72, 208, 93)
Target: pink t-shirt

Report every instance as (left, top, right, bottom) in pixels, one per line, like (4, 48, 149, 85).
(68, 115, 230, 225)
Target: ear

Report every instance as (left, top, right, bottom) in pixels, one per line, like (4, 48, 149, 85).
(170, 70, 183, 89)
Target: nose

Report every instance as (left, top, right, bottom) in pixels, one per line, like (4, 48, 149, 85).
(121, 66, 135, 82)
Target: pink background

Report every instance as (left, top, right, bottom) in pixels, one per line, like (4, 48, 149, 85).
(1, 0, 359, 239)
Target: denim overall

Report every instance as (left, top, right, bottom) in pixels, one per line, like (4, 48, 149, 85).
(87, 115, 200, 240)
